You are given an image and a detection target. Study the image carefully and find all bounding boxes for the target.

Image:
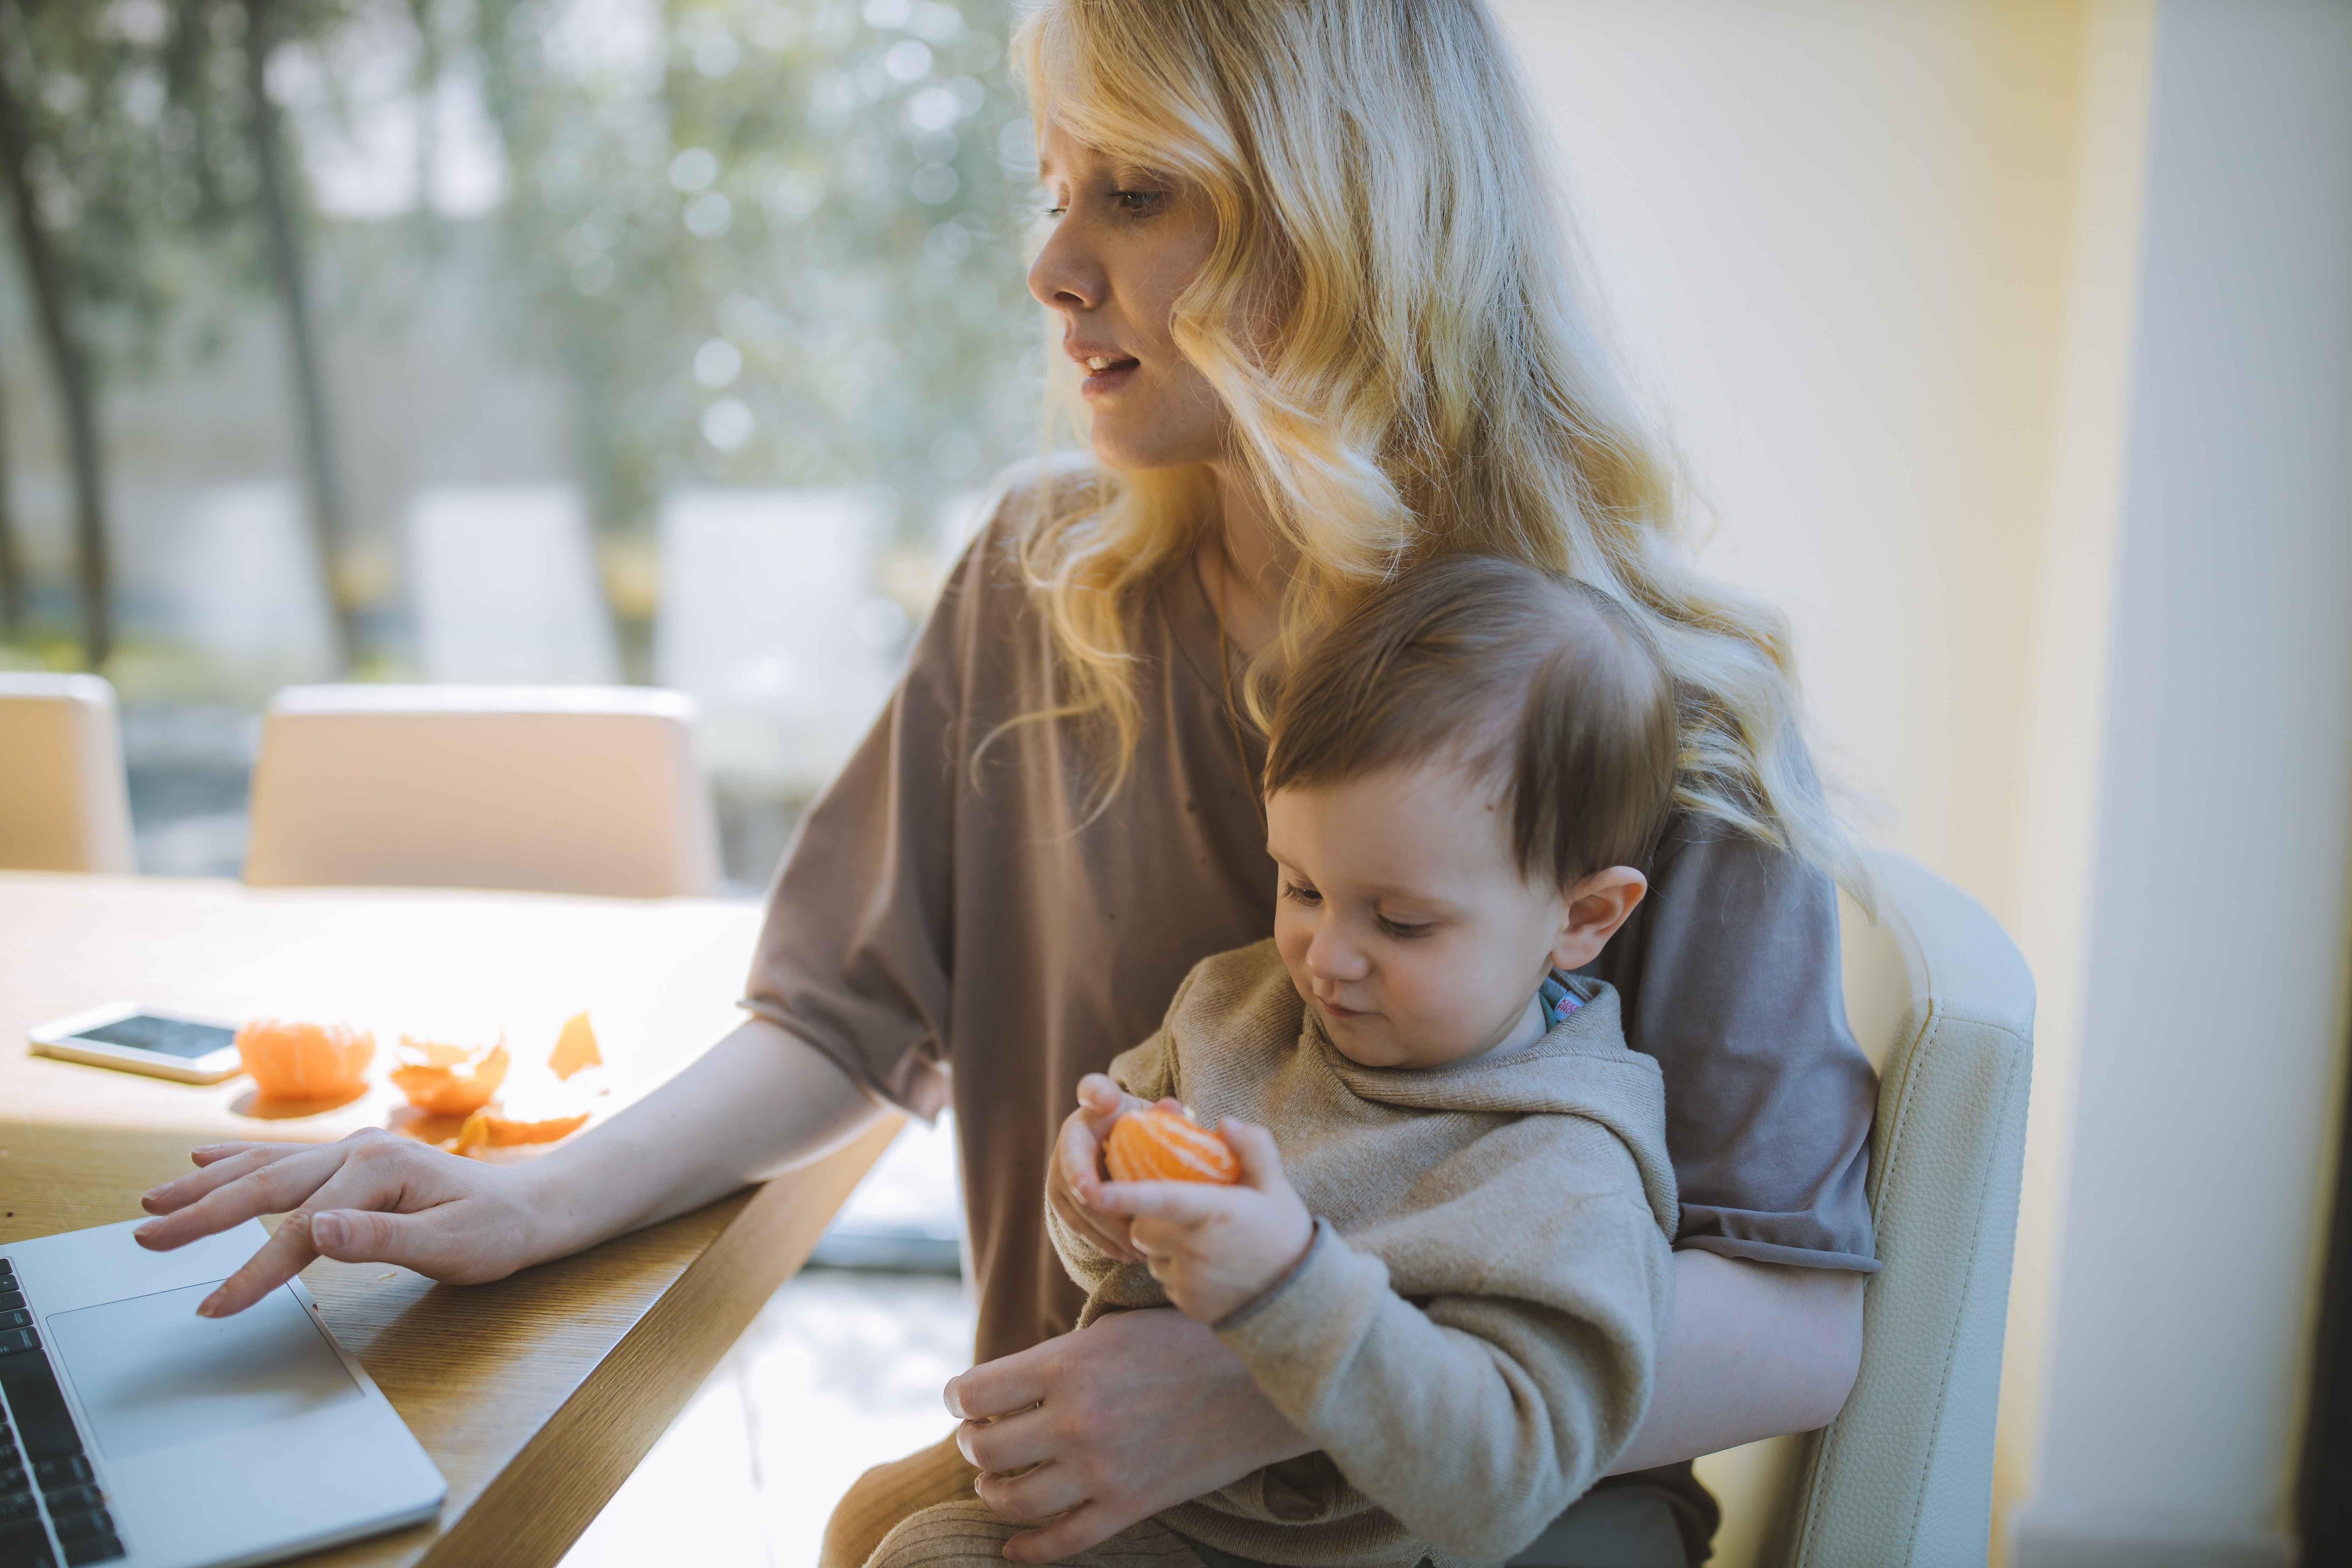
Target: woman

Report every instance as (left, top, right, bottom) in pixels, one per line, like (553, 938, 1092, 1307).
(137, 2, 1878, 1564)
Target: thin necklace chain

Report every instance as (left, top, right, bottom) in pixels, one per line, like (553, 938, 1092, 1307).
(1204, 538, 1268, 830)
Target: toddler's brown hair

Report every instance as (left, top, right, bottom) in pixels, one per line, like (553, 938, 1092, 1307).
(1264, 555, 1678, 889)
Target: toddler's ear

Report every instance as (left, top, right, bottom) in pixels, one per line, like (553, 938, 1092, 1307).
(1552, 867, 1648, 970)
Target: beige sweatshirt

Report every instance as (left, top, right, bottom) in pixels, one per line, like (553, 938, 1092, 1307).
(1049, 941, 1680, 1568)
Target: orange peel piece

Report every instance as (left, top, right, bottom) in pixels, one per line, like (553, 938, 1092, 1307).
(1104, 1105, 1240, 1185)
(549, 1012, 602, 1081)
(235, 1019, 375, 1102)
(454, 1104, 592, 1157)
(388, 1035, 510, 1117)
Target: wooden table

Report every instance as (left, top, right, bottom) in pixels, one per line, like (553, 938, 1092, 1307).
(0, 872, 901, 1568)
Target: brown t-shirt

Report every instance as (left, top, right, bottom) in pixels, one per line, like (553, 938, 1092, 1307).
(745, 502, 1878, 1369)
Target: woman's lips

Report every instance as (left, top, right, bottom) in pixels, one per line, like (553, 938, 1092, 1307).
(1080, 357, 1139, 396)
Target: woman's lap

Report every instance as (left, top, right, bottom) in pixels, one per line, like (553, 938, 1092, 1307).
(822, 1435, 1690, 1568)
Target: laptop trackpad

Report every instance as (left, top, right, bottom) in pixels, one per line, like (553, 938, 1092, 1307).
(47, 1281, 362, 1460)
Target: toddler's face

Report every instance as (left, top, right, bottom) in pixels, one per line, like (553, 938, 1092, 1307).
(1266, 762, 1637, 1070)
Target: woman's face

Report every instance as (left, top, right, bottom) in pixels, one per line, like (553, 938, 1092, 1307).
(1028, 121, 1228, 471)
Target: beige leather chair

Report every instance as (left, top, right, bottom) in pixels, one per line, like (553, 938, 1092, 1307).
(0, 672, 136, 873)
(1696, 852, 2035, 1568)
(244, 685, 721, 898)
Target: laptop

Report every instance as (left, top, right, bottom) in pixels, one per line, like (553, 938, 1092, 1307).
(0, 1218, 444, 1568)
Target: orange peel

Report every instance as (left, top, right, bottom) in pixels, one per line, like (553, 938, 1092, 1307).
(454, 1104, 592, 1156)
(388, 1034, 510, 1117)
(1104, 1105, 1240, 1185)
(549, 1012, 602, 1080)
(235, 1018, 375, 1102)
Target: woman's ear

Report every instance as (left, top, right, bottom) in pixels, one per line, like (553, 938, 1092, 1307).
(1550, 867, 1648, 971)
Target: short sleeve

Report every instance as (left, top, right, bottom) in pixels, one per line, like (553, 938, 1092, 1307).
(1587, 817, 1880, 1272)
(734, 533, 989, 1122)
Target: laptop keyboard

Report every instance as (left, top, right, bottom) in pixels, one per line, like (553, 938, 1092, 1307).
(0, 1260, 124, 1568)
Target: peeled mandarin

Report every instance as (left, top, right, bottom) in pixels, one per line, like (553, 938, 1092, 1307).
(1104, 1105, 1240, 1185)
(548, 1012, 602, 1081)
(235, 1018, 375, 1102)
(388, 1035, 510, 1117)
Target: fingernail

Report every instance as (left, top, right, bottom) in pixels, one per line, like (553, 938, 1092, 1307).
(312, 1212, 345, 1249)
(134, 1222, 159, 1242)
(196, 1294, 221, 1317)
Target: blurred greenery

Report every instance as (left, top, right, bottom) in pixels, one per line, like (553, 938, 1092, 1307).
(465, 0, 1039, 553)
(0, 0, 1043, 673)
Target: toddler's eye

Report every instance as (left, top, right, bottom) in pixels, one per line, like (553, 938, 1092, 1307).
(1281, 880, 1322, 907)
(1377, 915, 1436, 940)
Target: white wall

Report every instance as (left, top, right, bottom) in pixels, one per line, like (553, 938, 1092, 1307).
(1491, 0, 2086, 914)
(1491, 2, 2352, 1561)
(2012, 1, 2352, 1561)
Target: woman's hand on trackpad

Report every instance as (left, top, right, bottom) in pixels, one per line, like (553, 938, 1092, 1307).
(132, 1129, 551, 1317)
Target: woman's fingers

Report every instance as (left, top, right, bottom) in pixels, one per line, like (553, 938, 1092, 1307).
(190, 1142, 425, 1314)
(1002, 1502, 1123, 1566)
(190, 1141, 275, 1168)
(196, 1212, 325, 1318)
(140, 1146, 283, 1217)
(973, 1459, 1086, 1524)
(953, 1407, 1057, 1477)
(134, 1141, 352, 1249)
(942, 1342, 1051, 1422)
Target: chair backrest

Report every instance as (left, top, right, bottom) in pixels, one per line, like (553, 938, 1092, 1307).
(1721, 853, 2032, 1567)
(0, 672, 135, 874)
(243, 685, 721, 898)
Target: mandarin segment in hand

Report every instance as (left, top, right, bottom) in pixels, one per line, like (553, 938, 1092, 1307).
(234, 1018, 375, 1101)
(1104, 1104, 1240, 1184)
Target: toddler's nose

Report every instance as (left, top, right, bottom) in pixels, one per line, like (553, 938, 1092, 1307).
(1306, 929, 1370, 983)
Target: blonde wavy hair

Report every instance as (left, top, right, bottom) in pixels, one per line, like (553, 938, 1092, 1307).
(1006, 0, 1863, 890)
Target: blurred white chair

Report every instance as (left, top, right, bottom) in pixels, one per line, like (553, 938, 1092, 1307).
(1686, 853, 2036, 1568)
(0, 672, 136, 874)
(243, 685, 720, 898)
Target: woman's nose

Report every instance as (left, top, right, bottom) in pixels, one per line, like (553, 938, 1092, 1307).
(1027, 220, 1104, 313)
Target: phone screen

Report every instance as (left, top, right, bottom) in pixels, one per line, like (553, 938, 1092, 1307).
(74, 1015, 238, 1059)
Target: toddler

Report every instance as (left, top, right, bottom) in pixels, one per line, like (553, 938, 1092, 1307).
(872, 554, 1682, 1568)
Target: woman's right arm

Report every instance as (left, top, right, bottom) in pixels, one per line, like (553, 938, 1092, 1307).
(134, 1017, 878, 1317)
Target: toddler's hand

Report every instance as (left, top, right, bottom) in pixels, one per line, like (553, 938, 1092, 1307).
(1049, 1073, 1152, 1264)
(1090, 1120, 1313, 1324)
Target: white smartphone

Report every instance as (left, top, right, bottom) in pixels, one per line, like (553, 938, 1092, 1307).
(28, 1001, 245, 1083)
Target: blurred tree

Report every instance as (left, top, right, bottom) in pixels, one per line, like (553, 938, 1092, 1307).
(460, 0, 1043, 673)
(0, 345, 20, 633)
(0, 0, 363, 670)
(243, 0, 360, 671)
(0, 0, 144, 667)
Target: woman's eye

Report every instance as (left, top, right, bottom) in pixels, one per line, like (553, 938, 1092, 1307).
(1110, 189, 1166, 217)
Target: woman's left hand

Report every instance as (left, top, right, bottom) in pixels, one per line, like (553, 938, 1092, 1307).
(1089, 1119, 1312, 1323)
(943, 1306, 1312, 1563)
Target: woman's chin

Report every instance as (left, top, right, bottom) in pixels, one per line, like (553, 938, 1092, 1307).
(1085, 418, 1224, 474)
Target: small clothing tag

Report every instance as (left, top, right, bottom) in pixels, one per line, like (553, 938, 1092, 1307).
(1539, 972, 1586, 1024)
